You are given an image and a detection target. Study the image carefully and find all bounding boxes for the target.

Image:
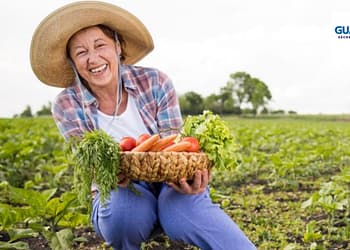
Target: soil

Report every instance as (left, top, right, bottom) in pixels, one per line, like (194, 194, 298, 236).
(1, 228, 196, 250)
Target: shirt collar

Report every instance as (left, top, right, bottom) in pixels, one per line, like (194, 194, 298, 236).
(121, 65, 136, 90)
(72, 80, 97, 106)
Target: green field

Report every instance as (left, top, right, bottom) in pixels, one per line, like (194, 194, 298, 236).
(0, 116, 349, 250)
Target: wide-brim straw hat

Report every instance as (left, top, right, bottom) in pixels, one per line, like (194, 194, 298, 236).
(30, 1, 154, 88)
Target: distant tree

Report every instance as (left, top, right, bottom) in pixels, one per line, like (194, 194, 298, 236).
(250, 79, 272, 114)
(36, 102, 52, 116)
(179, 91, 204, 115)
(20, 105, 33, 118)
(218, 82, 242, 114)
(179, 95, 190, 115)
(261, 107, 269, 114)
(229, 72, 272, 114)
(218, 83, 238, 114)
(271, 109, 285, 114)
(203, 93, 221, 114)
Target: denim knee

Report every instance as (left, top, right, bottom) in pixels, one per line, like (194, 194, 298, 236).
(92, 184, 158, 250)
(158, 185, 256, 250)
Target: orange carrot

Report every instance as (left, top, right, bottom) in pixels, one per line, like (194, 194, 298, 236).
(131, 134, 160, 152)
(159, 141, 175, 151)
(149, 134, 178, 151)
(162, 141, 192, 152)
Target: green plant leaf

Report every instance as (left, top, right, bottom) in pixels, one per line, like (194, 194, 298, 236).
(47, 228, 74, 250)
(8, 228, 38, 243)
(68, 130, 120, 211)
(182, 110, 240, 170)
(0, 241, 29, 250)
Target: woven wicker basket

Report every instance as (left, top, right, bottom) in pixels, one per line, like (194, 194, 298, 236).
(120, 151, 212, 182)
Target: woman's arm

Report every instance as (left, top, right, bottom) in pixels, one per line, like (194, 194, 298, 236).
(51, 91, 93, 140)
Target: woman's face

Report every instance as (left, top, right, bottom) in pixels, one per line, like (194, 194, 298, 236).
(68, 26, 121, 90)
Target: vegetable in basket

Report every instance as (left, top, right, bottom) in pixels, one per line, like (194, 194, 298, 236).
(67, 130, 121, 211)
(181, 110, 240, 170)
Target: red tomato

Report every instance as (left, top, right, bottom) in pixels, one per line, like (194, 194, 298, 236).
(119, 136, 136, 151)
(136, 133, 151, 146)
(181, 137, 200, 152)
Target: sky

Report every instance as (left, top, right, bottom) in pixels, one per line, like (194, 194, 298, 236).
(0, 0, 350, 117)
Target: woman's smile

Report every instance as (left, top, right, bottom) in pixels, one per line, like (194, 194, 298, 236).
(90, 64, 108, 73)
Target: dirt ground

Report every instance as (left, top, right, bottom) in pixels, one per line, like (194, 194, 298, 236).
(1, 228, 198, 250)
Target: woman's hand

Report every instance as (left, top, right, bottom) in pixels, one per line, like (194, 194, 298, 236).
(117, 174, 130, 188)
(167, 169, 210, 194)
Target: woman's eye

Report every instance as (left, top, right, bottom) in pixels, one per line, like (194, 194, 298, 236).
(76, 50, 86, 56)
(96, 43, 105, 48)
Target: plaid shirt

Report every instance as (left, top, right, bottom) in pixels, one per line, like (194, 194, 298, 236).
(52, 65, 183, 140)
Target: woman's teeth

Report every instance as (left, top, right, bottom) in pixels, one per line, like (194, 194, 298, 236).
(90, 64, 107, 73)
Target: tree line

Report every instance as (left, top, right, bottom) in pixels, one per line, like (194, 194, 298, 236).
(14, 103, 52, 118)
(179, 71, 275, 116)
(16, 71, 294, 118)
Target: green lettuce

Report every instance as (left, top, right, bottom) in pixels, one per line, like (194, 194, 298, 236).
(181, 110, 240, 170)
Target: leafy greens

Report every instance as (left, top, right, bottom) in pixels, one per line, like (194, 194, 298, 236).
(182, 110, 240, 170)
(68, 130, 120, 211)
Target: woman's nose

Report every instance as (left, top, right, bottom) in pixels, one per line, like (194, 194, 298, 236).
(87, 50, 100, 64)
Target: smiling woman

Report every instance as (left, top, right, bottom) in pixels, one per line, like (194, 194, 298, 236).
(66, 26, 123, 116)
(29, 1, 256, 250)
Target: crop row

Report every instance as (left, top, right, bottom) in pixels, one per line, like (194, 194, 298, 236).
(0, 117, 349, 249)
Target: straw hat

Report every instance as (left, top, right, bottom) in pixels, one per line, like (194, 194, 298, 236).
(30, 1, 154, 88)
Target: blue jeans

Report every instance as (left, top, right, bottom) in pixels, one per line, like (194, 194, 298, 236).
(91, 182, 256, 250)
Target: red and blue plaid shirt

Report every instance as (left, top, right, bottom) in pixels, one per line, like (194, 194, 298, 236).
(52, 65, 183, 140)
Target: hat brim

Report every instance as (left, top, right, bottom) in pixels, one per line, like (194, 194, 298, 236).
(30, 1, 154, 87)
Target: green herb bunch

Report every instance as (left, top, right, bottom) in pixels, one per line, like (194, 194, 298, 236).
(68, 130, 120, 211)
(181, 110, 240, 170)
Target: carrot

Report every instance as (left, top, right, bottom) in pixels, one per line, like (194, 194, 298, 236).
(149, 134, 178, 151)
(162, 141, 192, 152)
(159, 141, 175, 151)
(131, 134, 160, 152)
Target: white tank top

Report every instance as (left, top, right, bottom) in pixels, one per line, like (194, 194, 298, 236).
(97, 93, 149, 142)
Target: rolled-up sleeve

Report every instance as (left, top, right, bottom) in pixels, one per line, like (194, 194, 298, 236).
(52, 90, 87, 140)
(155, 71, 183, 136)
